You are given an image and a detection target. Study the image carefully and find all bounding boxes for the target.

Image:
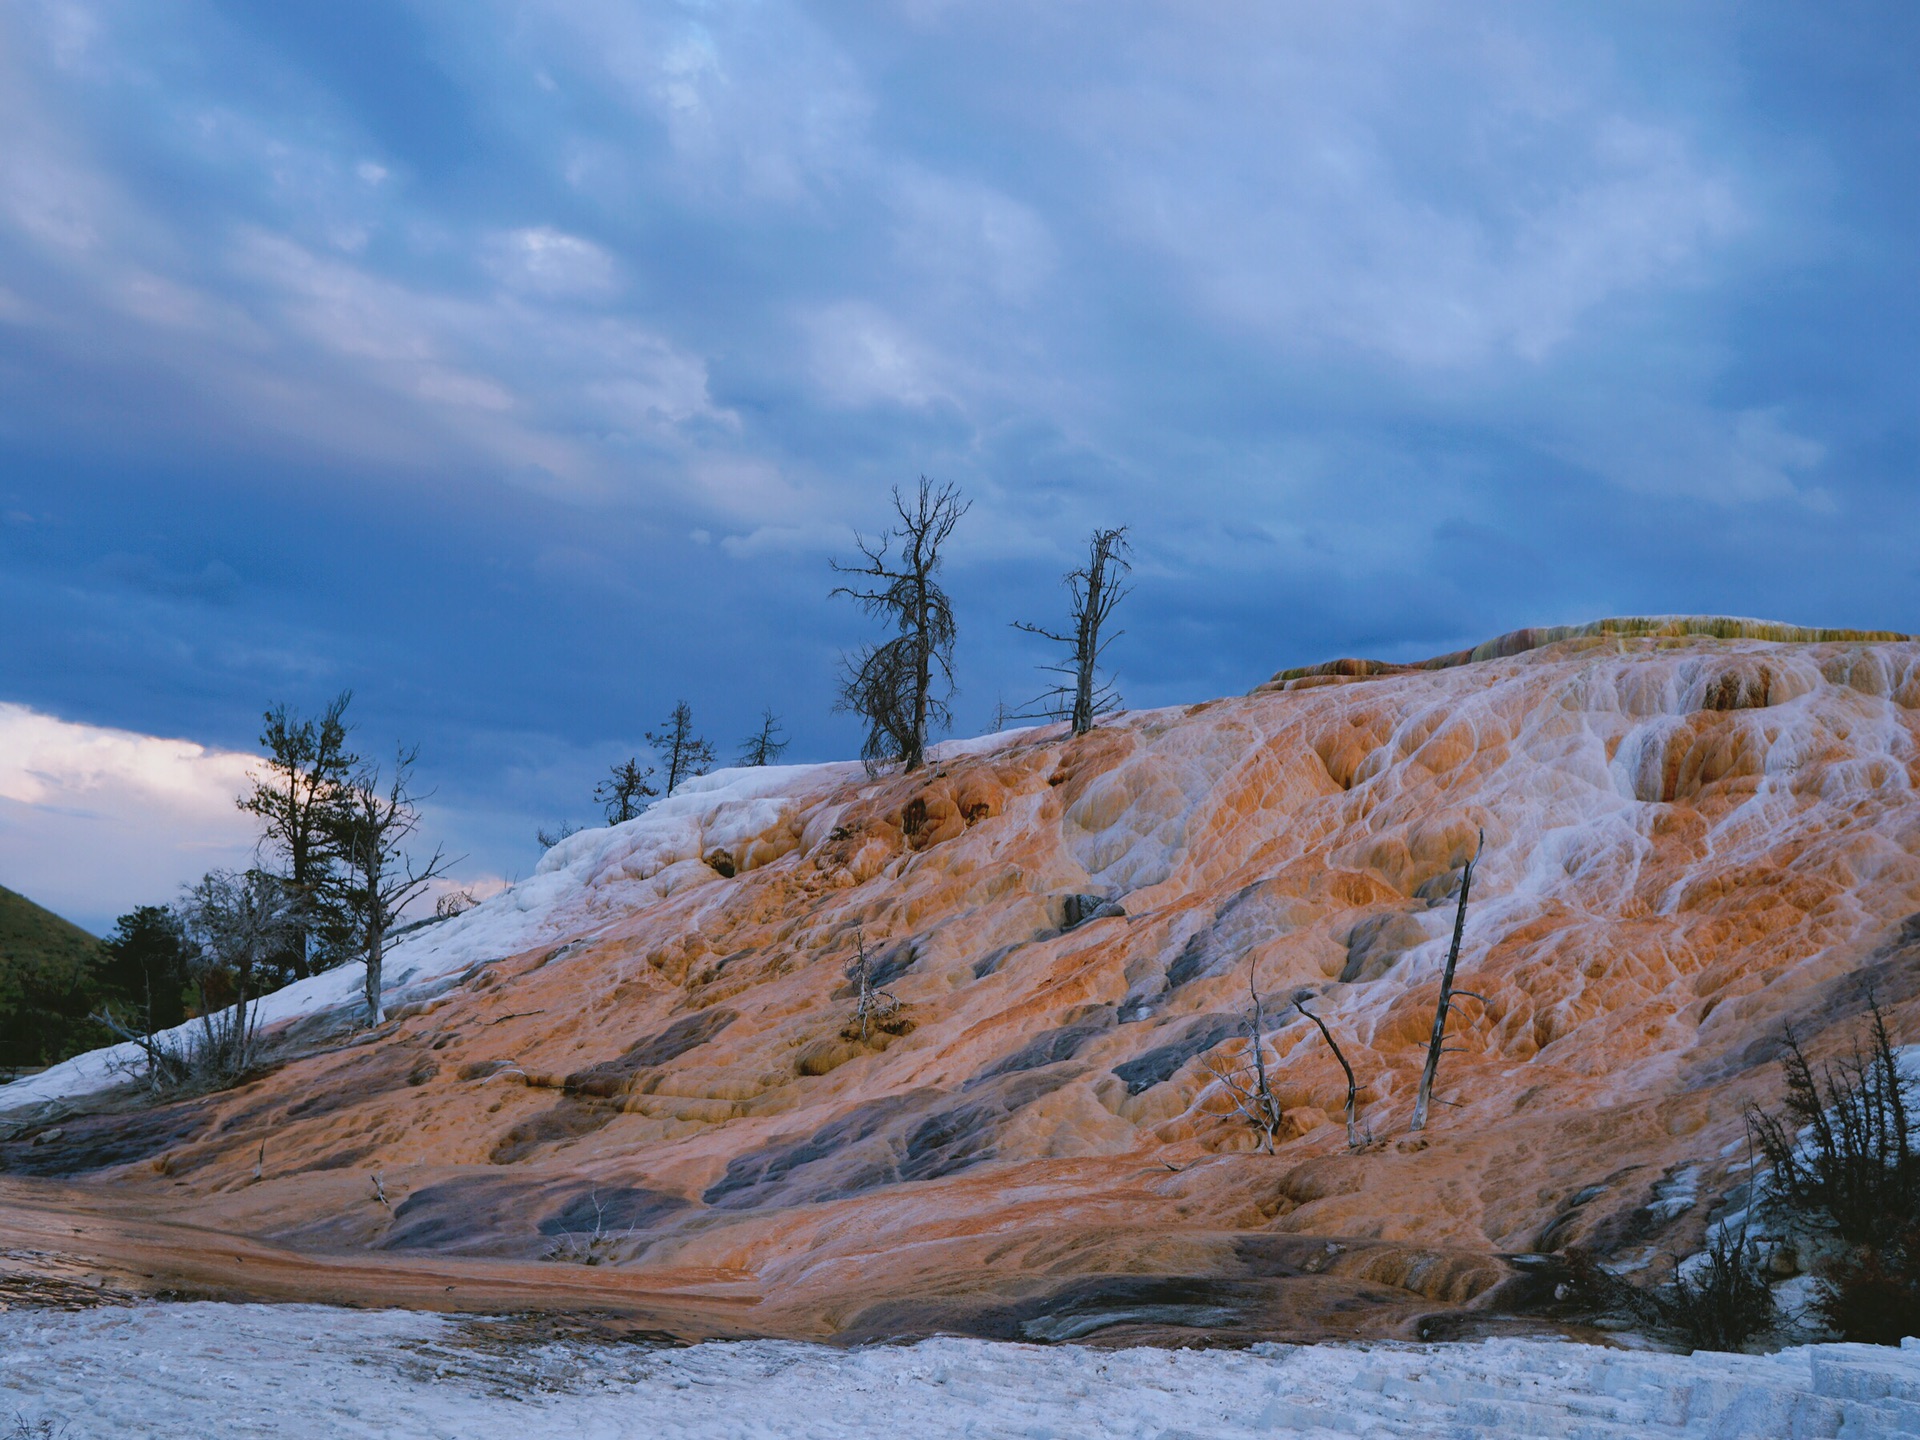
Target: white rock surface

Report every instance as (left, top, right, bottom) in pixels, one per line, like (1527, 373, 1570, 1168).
(3, 1302, 1919, 1439)
(0, 760, 863, 1116)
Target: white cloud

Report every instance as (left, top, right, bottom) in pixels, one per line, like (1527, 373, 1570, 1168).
(717, 518, 847, 559)
(1567, 404, 1830, 507)
(889, 171, 1055, 302)
(801, 301, 952, 410)
(0, 705, 511, 933)
(0, 703, 259, 931)
(1074, 10, 1744, 369)
(521, 0, 872, 206)
(486, 226, 620, 299)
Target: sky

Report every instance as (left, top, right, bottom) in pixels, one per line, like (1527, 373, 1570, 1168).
(1, 2, 1916, 931)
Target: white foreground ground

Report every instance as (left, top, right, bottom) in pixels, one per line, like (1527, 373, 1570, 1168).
(1, 1303, 1917, 1439)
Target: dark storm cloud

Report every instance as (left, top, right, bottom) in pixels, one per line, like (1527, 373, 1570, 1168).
(1, 0, 1915, 910)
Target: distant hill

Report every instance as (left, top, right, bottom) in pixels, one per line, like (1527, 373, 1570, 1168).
(0, 884, 105, 1070)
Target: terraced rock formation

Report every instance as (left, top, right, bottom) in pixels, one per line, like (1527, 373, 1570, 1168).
(5, 617, 1919, 1345)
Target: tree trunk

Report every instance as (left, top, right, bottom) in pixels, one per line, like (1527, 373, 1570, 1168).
(1073, 558, 1102, 735)
(364, 915, 384, 1026)
(908, 580, 931, 771)
(1410, 836, 1482, 1132)
(287, 770, 311, 980)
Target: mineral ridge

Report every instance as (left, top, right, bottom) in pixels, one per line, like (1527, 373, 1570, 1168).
(5, 617, 1918, 1344)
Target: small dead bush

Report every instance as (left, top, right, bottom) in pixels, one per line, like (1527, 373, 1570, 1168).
(541, 1190, 627, 1266)
(1660, 1229, 1780, 1352)
(842, 934, 903, 1042)
(1562, 1231, 1776, 1353)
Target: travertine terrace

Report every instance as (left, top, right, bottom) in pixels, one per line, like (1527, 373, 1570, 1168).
(6, 617, 1920, 1344)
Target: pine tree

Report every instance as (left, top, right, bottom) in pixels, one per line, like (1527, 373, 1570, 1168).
(830, 479, 969, 772)
(646, 702, 715, 793)
(237, 693, 357, 979)
(736, 709, 789, 766)
(594, 758, 658, 822)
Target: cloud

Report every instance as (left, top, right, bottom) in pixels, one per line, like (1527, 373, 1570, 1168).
(0, 702, 260, 931)
(801, 301, 953, 410)
(1, 0, 1913, 932)
(1565, 404, 1830, 508)
(1074, 15, 1744, 369)
(530, 0, 873, 206)
(486, 226, 621, 299)
(888, 171, 1055, 303)
(0, 704, 512, 935)
(718, 517, 848, 559)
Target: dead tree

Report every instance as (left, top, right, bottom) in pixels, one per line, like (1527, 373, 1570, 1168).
(594, 757, 658, 823)
(647, 702, 715, 794)
(1410, 830, 1487, 1132)
(535, 820, 580, 850)
(1013, 527, 1132, 735)
(737, 708, 790, 766)
(1203, 965, 1285, 1154)
(1294, 994, 1368, 1151)
(844, 933, 900, 1041)
(173, 868, 295, 1079)
(335, 748, 456, 1026)
(435, 887, 478, 919)
(237, 692, 357, 980)
(831, 478, 970, 772)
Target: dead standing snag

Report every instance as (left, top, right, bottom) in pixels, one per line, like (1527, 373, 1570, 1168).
(1410, 829, 1485, 1133)
(335, 748, 458, 1027)
(1012, 526, 1132, 736)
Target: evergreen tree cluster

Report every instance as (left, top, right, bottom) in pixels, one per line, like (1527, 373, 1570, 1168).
(549, 702, 789, 848)
(0, 692, 454, 1075)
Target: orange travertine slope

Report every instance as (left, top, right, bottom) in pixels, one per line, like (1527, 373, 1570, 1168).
(5, 617, 1920, 1344)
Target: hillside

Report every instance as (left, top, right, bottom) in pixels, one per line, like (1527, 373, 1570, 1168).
(0, 884, 103, 1070)
(3, 617, 1920, 1345)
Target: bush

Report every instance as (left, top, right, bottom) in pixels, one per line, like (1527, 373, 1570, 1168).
(1749, 998, 1920, 1345)
(1661, 1228, 1780, 1352)
(1749, 1001, 1919, 1253)
(1815, 1224, 1920, 1345)
(1562, 1233, 1776, 1353)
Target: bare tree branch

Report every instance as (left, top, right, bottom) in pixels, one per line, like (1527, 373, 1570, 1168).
(1294, 995, 1369, 1151)
(1202, 964, 1285, 1154)
(335, 748, 461, 1026)
(737, 708, 789, 767)
(843, 931, 900, 1042)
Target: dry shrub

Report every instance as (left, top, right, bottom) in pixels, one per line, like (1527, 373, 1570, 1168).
(1561, 1233, 1776, 1353)
(1749, 997, 1920, 1345)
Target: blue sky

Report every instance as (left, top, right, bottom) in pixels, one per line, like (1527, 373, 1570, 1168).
(1, 2, 1916, 927)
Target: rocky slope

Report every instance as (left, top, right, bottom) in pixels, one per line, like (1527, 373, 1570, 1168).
(5, 616, 1920, 1344)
